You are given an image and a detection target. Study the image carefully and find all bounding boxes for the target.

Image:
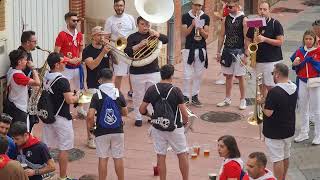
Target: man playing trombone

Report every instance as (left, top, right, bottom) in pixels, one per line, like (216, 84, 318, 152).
(124, 16, 168, 127)
(82, 26, 111, 149)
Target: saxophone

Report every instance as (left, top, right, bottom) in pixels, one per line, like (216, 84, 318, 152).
(27, 46, 50, 115)
(248, 27, 259, 68)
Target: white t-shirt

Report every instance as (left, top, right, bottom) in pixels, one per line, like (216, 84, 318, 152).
(104, 13, 136, 40)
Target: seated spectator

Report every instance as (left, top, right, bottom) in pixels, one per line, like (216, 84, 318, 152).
(217, 135, 249, 180)
(246, 152, 276, 180)
(10, 122, 55, 180)
(0, 135, 28, 180)
(0, 113, 17, 159)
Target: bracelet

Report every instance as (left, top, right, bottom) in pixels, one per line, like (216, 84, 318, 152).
(35, 169, 40, 175)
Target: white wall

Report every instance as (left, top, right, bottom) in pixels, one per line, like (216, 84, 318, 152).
(9, 0, 69, 69)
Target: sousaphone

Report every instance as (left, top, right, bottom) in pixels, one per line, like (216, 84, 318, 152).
(109, 0, 174, 67)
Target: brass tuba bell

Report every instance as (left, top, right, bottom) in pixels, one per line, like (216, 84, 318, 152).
(248, 27, 259, 68)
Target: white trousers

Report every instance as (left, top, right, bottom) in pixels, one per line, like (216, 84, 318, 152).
(297, 79, 320, 138)
(130, 72, 161, 120)
(182, 49, 206, 97)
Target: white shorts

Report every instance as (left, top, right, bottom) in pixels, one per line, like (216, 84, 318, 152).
(61, 66, 81, 90)
(113, 60, 129, 76)
(149, 126, 188, 155)
(265, 137, 292, 162)
(221, 55, 246, 77)
(256, 61, 282, 87)
(42, 115, 74, 151)
(95, 133, 124, 158)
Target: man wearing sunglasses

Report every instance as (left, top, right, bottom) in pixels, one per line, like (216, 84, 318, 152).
(246, 0, 284, 98)
(55, 12, 86, 119)
(18, 31, 37, 77)
(312, 19, 320, 46)
(216, 0, 248, 110)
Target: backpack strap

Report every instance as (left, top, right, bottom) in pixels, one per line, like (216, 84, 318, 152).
(154, 83, 175, 100)
(47, 75, 65, 116)
(97, 89, 103, 100)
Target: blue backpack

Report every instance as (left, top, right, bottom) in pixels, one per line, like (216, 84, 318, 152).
(97, 90, 122, 129)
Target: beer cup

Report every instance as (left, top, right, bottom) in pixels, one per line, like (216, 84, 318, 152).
(203, 144, 210, 157)
(191, 153, 198, 159)
(208, 173, 217, 180)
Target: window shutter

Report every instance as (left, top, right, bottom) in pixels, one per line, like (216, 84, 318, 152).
(0, 0, 5, 31)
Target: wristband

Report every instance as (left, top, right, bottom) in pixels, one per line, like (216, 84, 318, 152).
(35, 169, 40, 175)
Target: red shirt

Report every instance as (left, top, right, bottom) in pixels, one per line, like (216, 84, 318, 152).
(219, 161, 249, 180)
(293, 47, 320, 79)
(55, 31, 83, 67)
(13, 73, 30, 86)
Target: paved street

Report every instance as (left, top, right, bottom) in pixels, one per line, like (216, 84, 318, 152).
(32, 1, 320, 179)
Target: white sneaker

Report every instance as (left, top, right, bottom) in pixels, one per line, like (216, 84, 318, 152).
(87, 138, 96, 149)
(312, 136, 320, 145)
(239, 99, 247, 110)
(217, 98, 231, 107)
(215, 79, 225, 85)
(294, 134, 309, 143)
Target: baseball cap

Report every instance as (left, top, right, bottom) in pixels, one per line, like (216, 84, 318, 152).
(47, 52, 69, 68)
(91, 26, 107, 36)
(192, 0, 204, 5)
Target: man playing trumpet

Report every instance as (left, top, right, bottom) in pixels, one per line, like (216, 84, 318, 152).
(82, 26, 112, 149)
(124, 16, 168, 127)
(181, 0, 210, 107)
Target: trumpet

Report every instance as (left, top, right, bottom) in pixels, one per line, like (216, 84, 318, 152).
(194, 11, 202, 41)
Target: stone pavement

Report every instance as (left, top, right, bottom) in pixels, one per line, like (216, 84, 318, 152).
(32, 1, 320, 179)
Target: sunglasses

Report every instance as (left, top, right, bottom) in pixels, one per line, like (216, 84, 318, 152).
(227, 5, 235, 9)
(72, 19, 80, 23)
(271, 71, 276, 75)
(312, 20, 320, 26)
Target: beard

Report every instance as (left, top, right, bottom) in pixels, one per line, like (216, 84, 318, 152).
(115, 9, 124, 15)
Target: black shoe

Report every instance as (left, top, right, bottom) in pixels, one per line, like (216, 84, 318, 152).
(128, 91, 133, 98)
(135, 120, 142, 127)
(183, 96, 190, 104)
(192, 95, 203, 107)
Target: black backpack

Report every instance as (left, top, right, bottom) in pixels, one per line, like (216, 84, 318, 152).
(37, 76, 65, 124)
(151, 84, 178, 132)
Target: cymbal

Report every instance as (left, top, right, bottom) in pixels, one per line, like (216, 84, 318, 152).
(78, 93, 93, 104)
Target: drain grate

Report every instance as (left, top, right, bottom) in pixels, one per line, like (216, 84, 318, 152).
(50, 148, 85, 162)
(200, 111, 242, 123)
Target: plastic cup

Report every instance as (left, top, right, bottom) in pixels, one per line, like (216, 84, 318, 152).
(191, 153, 198, 159)
(208, 173, 217, 180)
(203, 144, 210, 157)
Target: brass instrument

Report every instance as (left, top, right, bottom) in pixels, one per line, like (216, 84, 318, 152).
(28, 46, 50, 115)
(194, 12, 202, 41)
(247, 73, 264, 139)
(103, 37, 127, 51)
(106, 0, 173, 67)
(133, 36, 159, 59)
(185, 108, 198, 134)
(248, 27, 259, 68)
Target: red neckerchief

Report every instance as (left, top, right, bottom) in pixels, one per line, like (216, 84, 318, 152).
(0, 154, 11, 169)
(20, 134, 40, 149)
